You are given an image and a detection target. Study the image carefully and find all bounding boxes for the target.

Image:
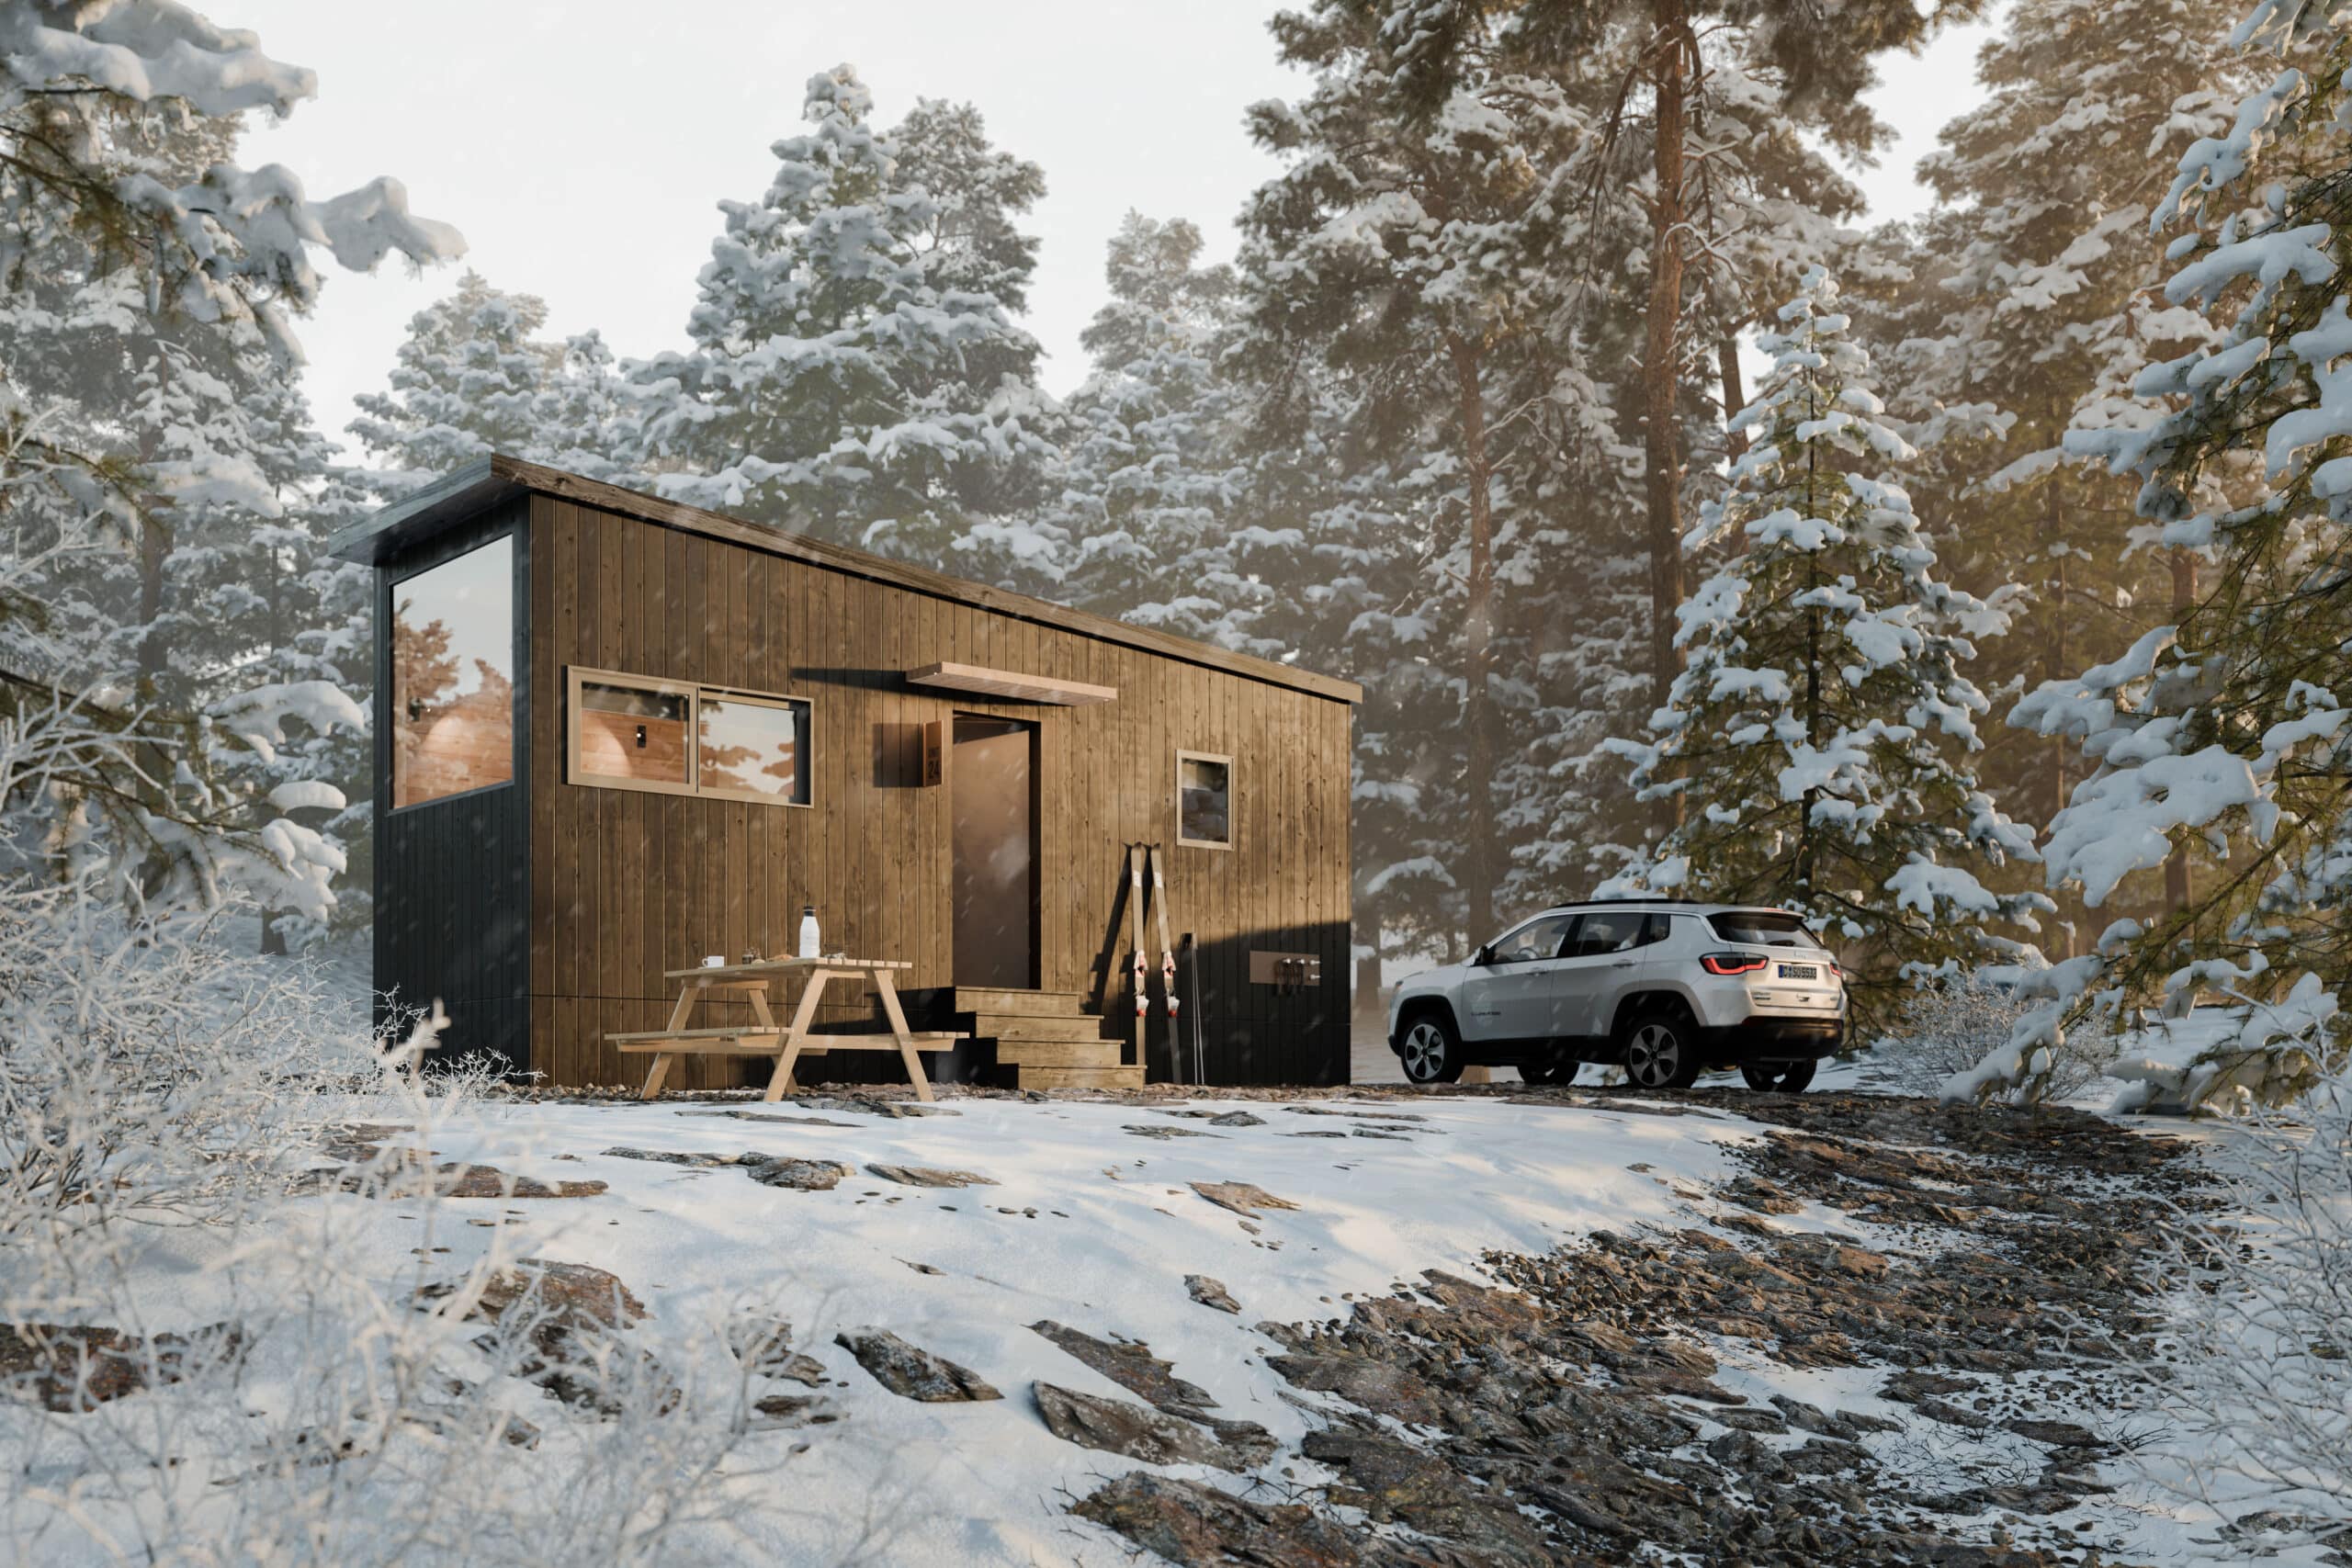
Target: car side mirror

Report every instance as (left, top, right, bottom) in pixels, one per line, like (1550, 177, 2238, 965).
(1471, 943, 1494, 966)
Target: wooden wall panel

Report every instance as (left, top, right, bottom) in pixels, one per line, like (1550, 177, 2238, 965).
(521, 493, 1353, 1088)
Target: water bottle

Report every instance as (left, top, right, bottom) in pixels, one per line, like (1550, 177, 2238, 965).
(798, 905, 820, 960)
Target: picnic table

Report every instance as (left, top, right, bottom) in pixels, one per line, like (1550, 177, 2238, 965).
(606, 957, 962, 1103)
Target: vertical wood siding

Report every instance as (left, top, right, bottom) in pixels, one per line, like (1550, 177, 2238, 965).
(522, 495, 1353, 1089)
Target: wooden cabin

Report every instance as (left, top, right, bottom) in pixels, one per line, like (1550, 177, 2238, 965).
(329, 457, 1359, 1090)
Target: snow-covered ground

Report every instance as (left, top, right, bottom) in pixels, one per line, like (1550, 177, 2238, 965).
(115, 1084, 2243, 1565)
(361, 1090, 1732, 1562)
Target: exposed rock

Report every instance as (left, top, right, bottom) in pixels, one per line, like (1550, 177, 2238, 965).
(1207, 1111, 1267, 1127)
(1033, 1382, 1273, 1470)
(298, 1157, 608, 1200)
(1185, 1275, 1241, 1314)
(1031, 1320, 1218, 1417)
(421, 1259, 671, 1418)
(865, 1164, 996, 1188)
(725, 1315, 826, 1384)
(1123, 1123, 1221, 1140)
(749, 1393, 841, 1427)
(0, 1322, 243, 1413)
(1304, 1427, 1553, 1561)
(834, 1329, 1000, 1402)
(600, 1146, 761, 1167)
(1188, 1180, 1298, 1216)
(746, 1157, 853, 1190)
(1069, 1472, 1376, 1567)
(679, 1110, 862, 1128)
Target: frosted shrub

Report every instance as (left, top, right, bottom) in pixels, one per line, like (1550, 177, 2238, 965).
(1883, 973, 2118, 1100)
(0, 880, 785, 1565)
(2154, 1061, 2352, 1551)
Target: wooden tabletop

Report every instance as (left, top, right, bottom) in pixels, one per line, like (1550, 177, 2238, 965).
(664, 956, 913, 981)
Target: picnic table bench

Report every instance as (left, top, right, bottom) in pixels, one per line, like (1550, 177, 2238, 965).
(608, 957, 961, 1102)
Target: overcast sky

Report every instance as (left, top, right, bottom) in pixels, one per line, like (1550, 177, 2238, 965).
(233, 1, 2003, 457)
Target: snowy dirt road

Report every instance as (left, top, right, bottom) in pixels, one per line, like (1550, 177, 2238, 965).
(253, 1081, 2233, 1568)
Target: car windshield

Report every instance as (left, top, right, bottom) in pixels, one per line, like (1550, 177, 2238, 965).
(1709, 911, 1824, 949)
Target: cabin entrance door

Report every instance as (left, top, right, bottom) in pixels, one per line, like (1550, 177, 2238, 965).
(951, 715, 1039, 989)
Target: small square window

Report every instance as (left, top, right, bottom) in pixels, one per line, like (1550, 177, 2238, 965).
(697, 692, 811, 807)
(1176, 750, 1232, 850)
(577, 680, 692, 787)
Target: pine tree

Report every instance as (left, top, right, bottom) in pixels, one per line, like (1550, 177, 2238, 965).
(1864, 0, 2261, 874)
(1603, 268, 2047, 1029)
(0, 14, 458, 919)
(1962, 1, 2352, 1107)
(349, 271, 564, 492)
(1050, 213, 1284, 652)
(1374, 0, 1965, 775)
(625, 66, 1059, 575)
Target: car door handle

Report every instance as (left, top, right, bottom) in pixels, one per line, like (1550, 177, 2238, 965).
(1610, 959, 1637, 968)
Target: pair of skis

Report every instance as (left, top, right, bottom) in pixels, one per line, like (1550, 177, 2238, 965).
(1127, 844, 1196, 1082)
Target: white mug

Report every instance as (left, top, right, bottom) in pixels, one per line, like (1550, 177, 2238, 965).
(703, 953, 726, 968)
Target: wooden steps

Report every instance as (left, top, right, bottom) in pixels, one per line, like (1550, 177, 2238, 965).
(1015, 1065, 1148, 1089)
(952, 986, 1083, 1016)
(943, 987, 1144, 1090)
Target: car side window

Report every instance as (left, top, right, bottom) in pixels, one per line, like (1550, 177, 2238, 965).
(1489, 913, 1575, 964)
(1566, 908, 1646, 957)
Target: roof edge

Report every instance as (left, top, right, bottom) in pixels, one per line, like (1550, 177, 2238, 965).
(333, 455, 1363, 706)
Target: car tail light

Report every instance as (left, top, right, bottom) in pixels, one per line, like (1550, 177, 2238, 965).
(1701, 952, 1770, 976)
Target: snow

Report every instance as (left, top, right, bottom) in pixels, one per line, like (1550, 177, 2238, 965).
(96, 1091, 1746, 1565)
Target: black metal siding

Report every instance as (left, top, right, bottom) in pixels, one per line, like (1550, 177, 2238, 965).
(372, 499, 532, 1073)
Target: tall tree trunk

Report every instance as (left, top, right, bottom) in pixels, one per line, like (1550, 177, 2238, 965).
(2043, 480, 2070, 834)
(1449, 333, 1500, 942)
(1641, 0, 1693, 831)
(2164, 547, 2201, 913)
(1718, 333, 1748, 462)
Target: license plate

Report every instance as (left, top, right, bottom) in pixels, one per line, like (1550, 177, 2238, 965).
(1778, 964, 1818, 980)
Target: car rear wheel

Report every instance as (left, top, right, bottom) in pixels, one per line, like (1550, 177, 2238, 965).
(1741, 1060, 1816, 1093)
(1622, 1012, 1702, 1091)
(1397, 1012, 1465, 1085)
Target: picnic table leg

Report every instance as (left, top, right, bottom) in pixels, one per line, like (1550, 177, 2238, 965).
(765, 969, 832, 1103)
(639, 1052, 675, 1100)
(873, 970, 935, 1104)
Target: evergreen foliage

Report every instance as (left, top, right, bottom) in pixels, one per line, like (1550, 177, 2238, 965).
(1960, 0, 2352, 1106)
(623, 66, 1060, 578)
(1603, 269, 2048, 1028)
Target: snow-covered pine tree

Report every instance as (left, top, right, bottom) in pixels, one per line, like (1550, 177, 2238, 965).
(0, 9, 458, 917)
(349, 270, 565, 494)
(1602, 268, 2048, 1030)
(1867, 0, 2260, 872)
(1049, 213, 1289, 653)
(1960, 0, 2352, 1108)
(625, 67, 1058, 578)
(1376, 0, 1957, 771)
(1231, 1, 1604, 944)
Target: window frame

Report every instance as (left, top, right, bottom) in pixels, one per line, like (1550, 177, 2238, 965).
(1173, 748, 1234, 852)
(387, 532, 519, 816)
(565, 665, 814, 809)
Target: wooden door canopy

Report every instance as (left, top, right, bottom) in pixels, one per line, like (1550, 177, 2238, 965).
(907, 661, 1117, 706)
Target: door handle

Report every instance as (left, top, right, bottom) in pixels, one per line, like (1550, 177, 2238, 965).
(1610, 959, 1637, 968)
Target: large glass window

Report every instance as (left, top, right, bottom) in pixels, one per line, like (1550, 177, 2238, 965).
(567, 667, 811, 807)
(390, 537, 514, 810)
(1176, 750, 1232, 849)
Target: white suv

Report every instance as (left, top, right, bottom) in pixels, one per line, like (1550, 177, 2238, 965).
(1385, 901, 1846, 1091)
